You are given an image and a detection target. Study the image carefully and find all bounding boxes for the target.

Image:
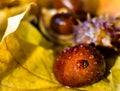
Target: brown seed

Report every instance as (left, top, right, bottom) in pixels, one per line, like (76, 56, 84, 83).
(50, 13, 78, 34)
(53, 44, 106, 87)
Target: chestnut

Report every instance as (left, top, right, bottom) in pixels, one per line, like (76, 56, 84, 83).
(50, 13, 78, 34)
(53, 44, 106, 87)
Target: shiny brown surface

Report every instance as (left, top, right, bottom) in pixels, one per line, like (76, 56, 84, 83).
(53, 44, 106, 87)
(50, 13, 78, 34)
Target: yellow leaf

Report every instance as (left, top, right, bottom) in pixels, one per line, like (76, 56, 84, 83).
(15, 21, 53, 47)
(0, 1, 119, 91)
(0, 9, 8, 40)
(0, 22, 111, 91)
(1, 3, 33, 42)
(0, 33, 60, 90)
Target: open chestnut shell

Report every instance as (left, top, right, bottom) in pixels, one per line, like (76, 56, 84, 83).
(39, 8, 78, 45)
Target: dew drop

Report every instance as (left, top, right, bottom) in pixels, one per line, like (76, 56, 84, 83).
(79, 53, 83, 56)
(68, 56, 72, 59)
(90, 71, 93, 74)
(73, 47, 78, 53)
(79, 44, 83, 48)
(63, 49, 67, 53)
(89, 55, 94, 59)
(96, 71, 100, 74)
(93, 61, 97, 65)
(86, 49, 89, 52)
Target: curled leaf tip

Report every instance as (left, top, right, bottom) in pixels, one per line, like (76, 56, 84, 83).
(0, 3, 35, 43)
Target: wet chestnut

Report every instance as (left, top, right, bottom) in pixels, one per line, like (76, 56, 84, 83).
(50, 13, 78, 34)
(53, 44, 106, 87)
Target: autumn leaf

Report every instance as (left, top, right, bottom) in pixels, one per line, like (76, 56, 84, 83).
(0, 9, 8, 40)
(15, 21, 53, 48)
(0, 28, 59, 91)
(0, 19, 112, 91)
(0, 1, 120, 91)
(1, 35, 58, 89)
(1, 3, 34, 42)
(0, 21, 80, 91)
(109, 55, 120, 91)
(0, 2, 35, 42)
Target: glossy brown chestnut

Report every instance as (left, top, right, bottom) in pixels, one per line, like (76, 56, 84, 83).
(53, 44, 106, 87)
(50, 13, 78, 34)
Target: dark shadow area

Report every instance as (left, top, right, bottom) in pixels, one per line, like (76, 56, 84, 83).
(97, 46, 119, 77)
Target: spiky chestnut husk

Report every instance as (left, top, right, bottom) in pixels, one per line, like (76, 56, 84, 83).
(73, 15, 120, 51)
(53, 44, 106, 87)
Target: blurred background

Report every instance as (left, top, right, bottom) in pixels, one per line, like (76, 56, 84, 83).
(1, 0, 120, 17)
